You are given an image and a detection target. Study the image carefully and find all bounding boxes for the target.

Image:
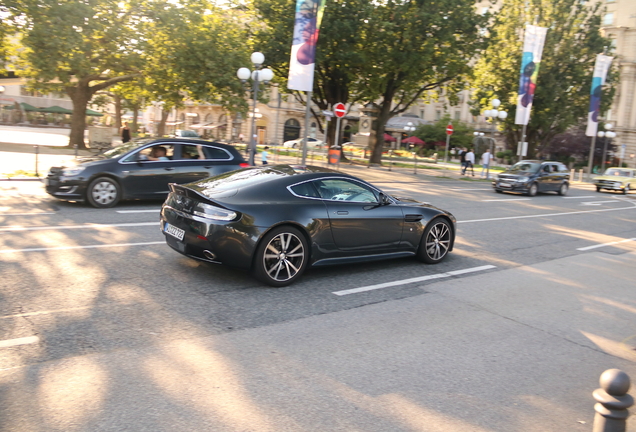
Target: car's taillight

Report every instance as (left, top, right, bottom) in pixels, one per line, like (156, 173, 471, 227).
(239, 163, 249, 168)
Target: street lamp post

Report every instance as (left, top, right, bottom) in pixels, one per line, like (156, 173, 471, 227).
(404, 121, 416, 150)
(0, 85, 5, 124)
(483, 99, 508, 179)
(237, 52, 274, 166)
(598, 124, 616, 174)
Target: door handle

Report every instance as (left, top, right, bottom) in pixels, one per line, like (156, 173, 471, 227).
(164, 167, 175, 171)
(336, 211, 348, 215)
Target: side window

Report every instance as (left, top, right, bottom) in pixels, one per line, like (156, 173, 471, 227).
(542, 165, 550, 173)
(289, 182, 320, 198)
(557, 164, 568, 173)
(179, 144, 204, 160)
(134, 144, 174, 161)
(314, 179, 378, 203)
(200, 146, 231, 160)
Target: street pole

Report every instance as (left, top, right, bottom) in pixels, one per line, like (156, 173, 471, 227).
(444, 132, 450, 163)
(587, 135, 597, 181)
(301, 91, 312, 166)
(249, 73, 259, 166)
(274, 92, 281, 146)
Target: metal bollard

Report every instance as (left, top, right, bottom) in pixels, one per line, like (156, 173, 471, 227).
(413, 152, 417, 174)
(579, 169, 583, 182)
(593, 369, 633, 432)
(74, 143, 78, 159)
(571, 169, 575, 182)
(34, 145, 39, 178)
(389, 151, 392, 172)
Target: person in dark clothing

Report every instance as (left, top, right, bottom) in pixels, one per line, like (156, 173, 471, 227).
(121, 122, 131, 143)
(459, 147, 467, 174)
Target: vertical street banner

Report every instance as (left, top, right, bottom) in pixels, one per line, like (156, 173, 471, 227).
(515, 25, 548, 125)
(287, 0, 326, 92)
(585, 54, 613, 136)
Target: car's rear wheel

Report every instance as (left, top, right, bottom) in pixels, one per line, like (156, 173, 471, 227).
(558, 183, 568, 196)
(87, 177, 121, 208)
(417, 218, 452, 264)
(623, 184, 630, 195)
(527, 182, 538, 197)
(253, 226, 309, 287)
(596, 186, 602, 192)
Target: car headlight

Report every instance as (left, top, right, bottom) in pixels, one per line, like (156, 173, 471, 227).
(193, 202, 237, 221)
(62, 167, 86, 177)
(517, 177, 529, 183)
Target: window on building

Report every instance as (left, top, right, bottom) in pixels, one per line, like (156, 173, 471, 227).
(454, 111, 461, 120)
(435, 110, 441, 120)
(603, 13, 614, 25)
(420, 110, 424, 119)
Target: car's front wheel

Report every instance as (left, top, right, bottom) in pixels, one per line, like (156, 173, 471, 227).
(417, 218, 452, 264)
(596, 186, 602, 192)
(253, 226, 309, 287)
(558, 183, 568, 196)
(87, 177, 121, 208)
(495, 189, 503, 193)
(623, 184, 630, 195)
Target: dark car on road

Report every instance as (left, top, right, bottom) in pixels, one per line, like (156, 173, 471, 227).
(160, 165, 456, 287)
(492, 160, 570, 196)
(45, 138, 248, 208)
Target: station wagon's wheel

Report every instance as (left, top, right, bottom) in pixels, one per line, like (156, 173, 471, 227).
(418, 218, 452, 264)
(527, 182, 538, 197)
(253, 226, 309, 287)
(87, 177, 121, 208)
(624, 184, 630, 195)
(558, 183, 568, 196)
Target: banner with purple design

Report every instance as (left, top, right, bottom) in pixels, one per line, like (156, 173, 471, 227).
(585, 54, 613, 137)
(287, 0, 326, 92)
(515, 25, 548, 125)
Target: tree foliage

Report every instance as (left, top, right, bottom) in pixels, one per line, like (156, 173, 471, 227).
(415, 115, 474, 149)
(471, 0, 615, 159)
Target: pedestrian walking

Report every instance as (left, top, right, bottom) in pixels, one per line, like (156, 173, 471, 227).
(459, 147, 467, 174)
(120, 122, 131, 144)
(465, 148, 475, 176)
(480, 150, 493, 178)
(261, 146, 269, 165)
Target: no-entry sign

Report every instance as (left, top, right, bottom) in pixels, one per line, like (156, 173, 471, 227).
(446, 124, 454, 135)
(334, 103, 346, 118)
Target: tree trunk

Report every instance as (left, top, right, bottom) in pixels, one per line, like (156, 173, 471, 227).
(114, 95, 122, 130)
(157, 109, 169, 137)
(132, 106, 139, 134)
(66, 85, 91, 149)
(369, 101, 393, 164)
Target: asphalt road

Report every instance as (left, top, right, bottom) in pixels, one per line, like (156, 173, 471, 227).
(1, 167, 636, 431)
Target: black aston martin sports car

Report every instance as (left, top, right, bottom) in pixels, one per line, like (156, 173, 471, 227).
(160, 165, 456, 286)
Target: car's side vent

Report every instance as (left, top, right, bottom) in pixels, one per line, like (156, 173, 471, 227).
(404, 214, 423, 222)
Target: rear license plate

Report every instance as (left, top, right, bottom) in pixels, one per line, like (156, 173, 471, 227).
(164, 223, 185, 241)
(499, 182, 511, 188)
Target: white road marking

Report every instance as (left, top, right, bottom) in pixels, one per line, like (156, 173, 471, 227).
(580, 201, 619, 206)
(0, 336, 39, 348)
(562, 196, 595, 199)
(0, 222, 157, 232)
(577, 238, 636, 251)
(482, 198, 532, 202)
(116, 209, 160, 214)
(451, 188, 491, 191)
(0, 212, 55, 216)
(332, 265, 496, 296)
(0, 241, 165, 254)
(458, 205, 636, 224)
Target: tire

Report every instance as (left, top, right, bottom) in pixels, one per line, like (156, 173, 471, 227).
(527, 183, 538, 197)
(495, 189, 503, 193)
(596, 186, 601, 192)
(558, 183, 568, 196)
(87, 177, 121, 208)
(253, 226, 309, 287)
(417, 218, 452, 264)
(623, 184, 630, 195)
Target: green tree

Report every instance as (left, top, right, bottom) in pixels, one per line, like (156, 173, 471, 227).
(471, 0, 615, 159)
(416, 115, 474, 151)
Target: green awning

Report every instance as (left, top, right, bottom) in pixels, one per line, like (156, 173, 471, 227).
(39, 105, 73, 114)
(85, 108, 104, 117)
(20, 102, 39, 112)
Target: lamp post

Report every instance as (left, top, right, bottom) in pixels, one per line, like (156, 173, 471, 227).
(598, 124, 616, 175)
(237, 52, 274, 166)
(404, 121, 416, 150)
(483, 99, 508, 179)
(0, 85, 5, 124)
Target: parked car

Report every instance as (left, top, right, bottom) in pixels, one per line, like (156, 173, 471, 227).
(593, 167, 635, 194)
(173, 130, 200, 138)
(282, 137, 324, 149)
(45, 138, 248, 208)
(492, 160, 570, 196)
(160, 164, 456, 286)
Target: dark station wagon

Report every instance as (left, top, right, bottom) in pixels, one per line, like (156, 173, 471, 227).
(492, 160, 570, 196)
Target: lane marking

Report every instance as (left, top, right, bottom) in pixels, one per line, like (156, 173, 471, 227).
(0, 336, 39, 348)
(577, 238, 636, 251)
(580, 201, 620, 206)
(0, 306, 94, 320)
(458, 205, 636, 224)
(562, 196, 595, 199)
(0, 241, 165, 254)
(0, 212, 55, 216)
(451, 188, 491, 191)
(332, 265, 496, 296)
(482, 198, 531, 202)
(0, 222, 157, 232)
(116, 209, 160, 214)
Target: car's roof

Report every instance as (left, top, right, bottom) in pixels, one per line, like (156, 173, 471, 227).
(518, 160, 564, 164)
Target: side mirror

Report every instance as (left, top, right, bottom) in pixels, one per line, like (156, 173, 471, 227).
(378, 192, 391, 206)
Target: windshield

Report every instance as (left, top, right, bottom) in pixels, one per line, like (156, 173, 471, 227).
(101, 140, 152, 159)
(603, 168, 633, 177)
(509, 162, 540, 174)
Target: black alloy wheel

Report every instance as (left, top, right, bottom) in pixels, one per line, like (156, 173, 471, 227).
(558, 183, 568, 196)
(87, 177, 121, 208)
(527, 183, 538, 197)
(253, 226, 309, 287)
(418, 218, 452, 264)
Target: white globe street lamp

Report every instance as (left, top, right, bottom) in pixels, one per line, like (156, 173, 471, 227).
(482, 99, 507, 179)
(598, 124, 617, 172)
(237, 52, 274, 166)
